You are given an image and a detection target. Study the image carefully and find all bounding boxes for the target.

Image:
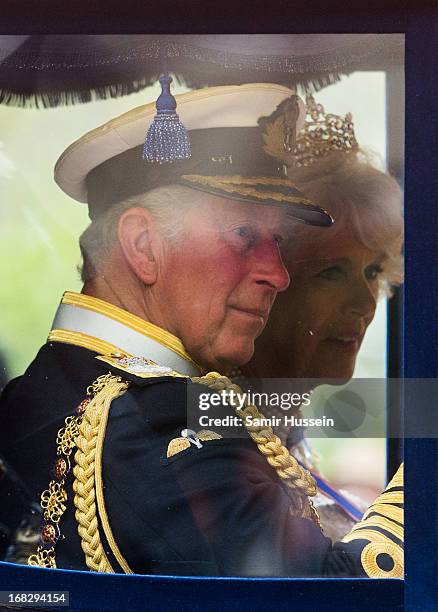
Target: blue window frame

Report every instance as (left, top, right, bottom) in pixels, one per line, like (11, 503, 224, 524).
(0, 4, 437, 611)
(403, 13, 438, 611)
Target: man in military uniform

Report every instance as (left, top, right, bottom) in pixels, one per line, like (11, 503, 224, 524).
(0, 84, 403, 577)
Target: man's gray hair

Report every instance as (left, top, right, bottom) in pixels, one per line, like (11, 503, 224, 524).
(78, 185, 205, 282)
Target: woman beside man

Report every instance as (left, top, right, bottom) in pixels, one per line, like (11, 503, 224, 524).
(239, 95, 404, 539)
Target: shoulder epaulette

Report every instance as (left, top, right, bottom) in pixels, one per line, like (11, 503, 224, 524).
(341, 463, 404, 578)
(95, 354, 189, 384)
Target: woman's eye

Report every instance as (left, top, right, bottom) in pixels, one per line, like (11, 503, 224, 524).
(365, 263, 384, 280)
(318, 266, 343, 281)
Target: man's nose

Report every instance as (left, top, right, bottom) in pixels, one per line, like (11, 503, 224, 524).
(251, 240, 290, 292)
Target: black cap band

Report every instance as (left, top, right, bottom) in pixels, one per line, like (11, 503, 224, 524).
(86, 127, 333, 227)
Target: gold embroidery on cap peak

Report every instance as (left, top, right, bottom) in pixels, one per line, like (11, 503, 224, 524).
(181, 174, 314, 206)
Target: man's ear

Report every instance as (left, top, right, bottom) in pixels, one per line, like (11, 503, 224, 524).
(117, 207, 160, 285)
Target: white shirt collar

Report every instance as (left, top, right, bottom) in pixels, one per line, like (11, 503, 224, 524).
(49, 291, 202, 377)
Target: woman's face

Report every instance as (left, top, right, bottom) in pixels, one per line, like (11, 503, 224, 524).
(266, 230, 385, 380)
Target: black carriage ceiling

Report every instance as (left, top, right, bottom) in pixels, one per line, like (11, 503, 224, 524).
(0, 34, 403, 108)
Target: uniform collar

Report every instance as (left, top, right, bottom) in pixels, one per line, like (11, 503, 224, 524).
(48, 291, 202, 377)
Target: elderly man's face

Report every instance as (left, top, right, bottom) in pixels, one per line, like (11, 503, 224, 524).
(155, 196, 290, 370)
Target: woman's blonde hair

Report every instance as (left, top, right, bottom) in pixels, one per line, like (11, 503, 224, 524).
(285, 149, 404, 294)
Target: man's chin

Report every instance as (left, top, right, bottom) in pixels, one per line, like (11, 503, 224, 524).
(199, 341, 256, 374)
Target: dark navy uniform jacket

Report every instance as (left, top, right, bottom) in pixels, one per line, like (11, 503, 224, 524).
(0, 339, 404, 578)
(0, 292, 403, 578)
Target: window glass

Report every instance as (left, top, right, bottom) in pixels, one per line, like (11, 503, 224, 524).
(0, 35, 404, 579)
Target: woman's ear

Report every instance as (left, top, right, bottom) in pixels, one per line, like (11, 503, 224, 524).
(117, 207, 160, 285)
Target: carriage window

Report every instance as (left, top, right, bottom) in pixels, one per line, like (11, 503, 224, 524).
(0, 34, 404, 579)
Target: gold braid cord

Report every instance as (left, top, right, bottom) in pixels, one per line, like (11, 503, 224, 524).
(341, 463, 404, 578)
(192, 372, 320, 526)
(73, 374, 129, 573)
(28, 373, 130, 572)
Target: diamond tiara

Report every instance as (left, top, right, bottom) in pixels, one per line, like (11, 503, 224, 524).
(262, 94, 358, 170)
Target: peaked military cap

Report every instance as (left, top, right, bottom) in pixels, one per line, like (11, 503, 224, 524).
(54, 83, 332, 226)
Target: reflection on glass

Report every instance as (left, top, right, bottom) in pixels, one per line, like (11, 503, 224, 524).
(0, 35, 404, 579)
